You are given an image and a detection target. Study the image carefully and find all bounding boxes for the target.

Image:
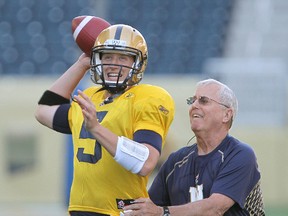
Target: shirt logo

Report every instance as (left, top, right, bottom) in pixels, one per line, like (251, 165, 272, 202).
(125, 92, 134, 98)
(116, 199, 135, 209)
(158, 105, 169, 115)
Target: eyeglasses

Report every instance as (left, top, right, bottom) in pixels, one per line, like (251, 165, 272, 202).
(186, 96, 230, 108)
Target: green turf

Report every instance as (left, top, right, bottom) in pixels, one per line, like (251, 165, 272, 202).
(265, 206, 288, 215)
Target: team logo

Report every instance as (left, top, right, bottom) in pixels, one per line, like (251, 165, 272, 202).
(158, 105, 169, 115)
(104, 39, 127, 46)
(124, 92, 134, 99)
(116, 199, 135, 209)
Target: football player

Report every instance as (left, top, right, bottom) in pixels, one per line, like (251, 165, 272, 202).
(35, 24, 175, 216)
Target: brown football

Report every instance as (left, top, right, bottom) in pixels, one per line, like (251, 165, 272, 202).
(72, 15, 111, 55)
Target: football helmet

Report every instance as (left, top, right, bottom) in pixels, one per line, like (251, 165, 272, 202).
(90, 24, 148, 94)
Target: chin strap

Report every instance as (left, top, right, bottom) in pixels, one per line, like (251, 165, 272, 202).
(99, 89, 125, 106)
(106, 85, 127, 94)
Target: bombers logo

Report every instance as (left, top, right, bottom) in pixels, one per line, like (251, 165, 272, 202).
(104, 39, 127, 46)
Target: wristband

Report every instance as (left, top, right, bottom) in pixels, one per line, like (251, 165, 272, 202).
(114, 136, 149, 174)
(38, 90, 70, 105)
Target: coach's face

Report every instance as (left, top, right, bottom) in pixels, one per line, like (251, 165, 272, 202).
(101, 52, 134, 83)
(188, 84, 227, 135)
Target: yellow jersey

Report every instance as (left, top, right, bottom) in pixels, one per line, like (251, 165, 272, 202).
(67, 84, 175, 216)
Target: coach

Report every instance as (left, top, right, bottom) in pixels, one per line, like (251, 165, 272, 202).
(123, 79, 265, 216)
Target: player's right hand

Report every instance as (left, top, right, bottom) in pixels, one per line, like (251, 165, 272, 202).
(77, 53, 90, 70)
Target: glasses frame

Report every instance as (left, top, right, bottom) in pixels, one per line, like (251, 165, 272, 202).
(186, 96, 230, 108)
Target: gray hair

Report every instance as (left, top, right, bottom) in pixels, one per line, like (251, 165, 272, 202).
(196, 79, 238, 127)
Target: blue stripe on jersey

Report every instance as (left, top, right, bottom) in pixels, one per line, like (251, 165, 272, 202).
(133, 130, 162, 154)
(53, 104, 71, 134)
(114, 26, 123, 40)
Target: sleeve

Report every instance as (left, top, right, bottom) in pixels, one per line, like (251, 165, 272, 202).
(148, 152, 177, 206)
(52, 104, 72, 134)
(133, 86, 175, 147)
(148, 163, 171, 206)
(133, 129, 162, 153)
(210, 144, 261, 208)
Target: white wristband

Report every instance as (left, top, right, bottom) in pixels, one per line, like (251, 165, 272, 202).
(114, 136, 149, 173)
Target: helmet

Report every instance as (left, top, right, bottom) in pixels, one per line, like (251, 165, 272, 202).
(90, 24, 148, 94)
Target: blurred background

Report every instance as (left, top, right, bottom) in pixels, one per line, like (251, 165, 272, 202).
(0, 0, 287, 215)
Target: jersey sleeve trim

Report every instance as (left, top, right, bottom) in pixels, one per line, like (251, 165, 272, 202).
(53, 104, 72, 134)
(133, 129, 162, 154)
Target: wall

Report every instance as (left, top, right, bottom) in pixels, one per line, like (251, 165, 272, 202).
(0, 77, 65, 205)
(0, 75, 287, 214)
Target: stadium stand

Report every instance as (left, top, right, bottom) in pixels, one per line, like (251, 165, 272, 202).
(0, 0, 235, 75)
(0, 0, 101, 75)
(106, 0, 235, 74)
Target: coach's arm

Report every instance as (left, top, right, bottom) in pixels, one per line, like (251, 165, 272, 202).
(122, 194, 235, 216)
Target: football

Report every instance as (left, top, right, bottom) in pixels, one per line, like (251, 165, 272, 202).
(72, 15, 111, 55)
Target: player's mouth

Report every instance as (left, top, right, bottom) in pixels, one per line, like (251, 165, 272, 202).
(107, 73, 122, 78)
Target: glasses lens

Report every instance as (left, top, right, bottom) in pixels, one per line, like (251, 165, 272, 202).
(187, 95, 229, 108)
(186, 97, 193, 105)
(198, 96, 210, 105)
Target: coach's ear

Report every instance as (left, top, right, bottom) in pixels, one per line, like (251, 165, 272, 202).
(223, 108, 233, 128)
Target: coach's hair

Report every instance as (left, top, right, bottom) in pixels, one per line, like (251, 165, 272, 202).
(196, 78, 238, 128)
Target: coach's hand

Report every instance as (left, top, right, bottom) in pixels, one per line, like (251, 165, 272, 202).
(123, 198, 163, 216)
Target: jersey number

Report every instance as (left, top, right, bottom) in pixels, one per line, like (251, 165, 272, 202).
(76, 111, 107, 164)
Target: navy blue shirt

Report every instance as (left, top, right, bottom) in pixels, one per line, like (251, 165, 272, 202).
(149, 135, 264, 215)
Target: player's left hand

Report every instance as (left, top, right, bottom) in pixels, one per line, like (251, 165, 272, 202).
(123, 198, 162, 216)
(73, 89, 99, 131)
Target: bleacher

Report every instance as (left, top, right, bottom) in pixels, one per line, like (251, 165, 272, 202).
(0, 0, 97, 75)
(0, 0, 235, 75)
(106, 0, 235, 74)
